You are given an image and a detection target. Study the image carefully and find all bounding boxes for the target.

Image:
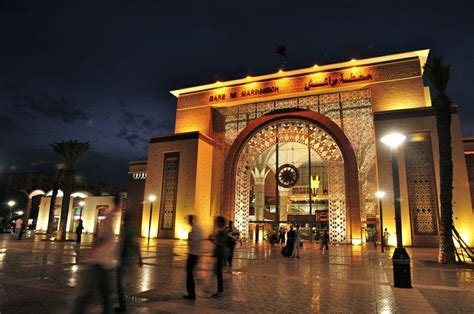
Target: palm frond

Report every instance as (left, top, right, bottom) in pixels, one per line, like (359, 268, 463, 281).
(50, 140, 91, 169)
(424, 57, 450, 94)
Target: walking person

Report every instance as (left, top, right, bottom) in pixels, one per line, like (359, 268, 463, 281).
(210, 216, 227, 298)
(373, 228, 377, 249)
(278, 227, 286, 247)
(225, 220, 239, 267)
(183, 215, 203, 300)
(73, 195, 120, 314)
(321, 229, 329, 251)
(75, 219, 84, 244)
(383, 228, 390, 248)
(292, 224, 301, 258)
(282, 225, 296, 257)
(15, 217, 23, 240)
(115, 211, 143, 312)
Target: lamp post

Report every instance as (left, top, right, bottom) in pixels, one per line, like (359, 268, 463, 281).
(375, 191, 386, 253)
(7, 200, 15, 219)
(381, 132, 411, 288)
(6, 200, 15, 232)
(147, 194, 157, 251)
(78, 200, 85, 220)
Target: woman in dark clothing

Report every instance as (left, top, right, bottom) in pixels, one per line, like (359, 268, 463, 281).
(282, 225, 296, 257)
(210, 216, 227, 298)
(75, 219, 84, 244)
(278, 228, 286, 246)
(322, 229, 329, 251)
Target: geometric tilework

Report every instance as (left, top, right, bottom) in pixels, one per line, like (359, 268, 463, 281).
(404, 134, 439, 236)
(234, 121, 346, 242)
(160, 152, 180, 231)
(222, 89, 377, 242)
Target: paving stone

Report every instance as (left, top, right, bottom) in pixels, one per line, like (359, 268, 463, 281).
(0, 234, 473, 313)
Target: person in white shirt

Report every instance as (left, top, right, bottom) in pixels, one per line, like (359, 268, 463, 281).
(15, 218, 23, 240)
(183, 215, 203, 300)
(383, 228, 390, 247)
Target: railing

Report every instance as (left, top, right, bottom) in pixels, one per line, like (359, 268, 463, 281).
(453, 226, 473, 263)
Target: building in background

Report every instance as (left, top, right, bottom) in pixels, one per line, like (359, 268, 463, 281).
(35, 192, 125, 235)
(128, 50, 474, 247)
(0, 172, 123, 228)
(127, 161, 147, 232)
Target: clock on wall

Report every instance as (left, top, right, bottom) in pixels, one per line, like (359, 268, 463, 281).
(276, 164, 299, 188)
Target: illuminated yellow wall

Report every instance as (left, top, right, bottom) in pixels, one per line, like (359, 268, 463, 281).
(142, 135, 214, 239)
(175, 106, 213, 138)
(450, 114, 474, 245)
(371, 78, 427, 112)
(375, 112, 474, 247)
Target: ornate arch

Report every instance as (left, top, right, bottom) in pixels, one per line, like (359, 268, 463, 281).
(224, 110, 361, 244)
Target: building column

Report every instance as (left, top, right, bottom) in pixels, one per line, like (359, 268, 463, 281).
(251, 167, 269, 222)
(279, 187, 291, 222)
(23, 196, 33, 227)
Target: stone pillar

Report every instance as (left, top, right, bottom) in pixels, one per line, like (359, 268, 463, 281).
(23, 196, 33, 228)
(251, 167, 269, 222)
(279, 187, 291, 222)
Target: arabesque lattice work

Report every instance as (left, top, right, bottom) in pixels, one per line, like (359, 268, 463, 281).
(222, 89, 376, 242)
(234, 121, 346, 242)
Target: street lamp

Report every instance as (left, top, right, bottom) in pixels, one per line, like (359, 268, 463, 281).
(375, 191, 386, 253)
(78, 200, 85, 220)
(7, 200, 15, 208)
(147, 194, 157, 251)
(380, 132, 411, 288)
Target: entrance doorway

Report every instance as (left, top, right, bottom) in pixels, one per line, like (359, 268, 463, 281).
(224, 110, 362, 244)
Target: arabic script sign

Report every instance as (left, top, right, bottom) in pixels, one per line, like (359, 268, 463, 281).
(177, 59, 421, 110)
(304, 73, 372, 90)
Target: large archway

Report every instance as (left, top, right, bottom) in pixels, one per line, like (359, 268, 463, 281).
(224, 110, 362, 244)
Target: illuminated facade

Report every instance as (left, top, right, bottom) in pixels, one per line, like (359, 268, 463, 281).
(129, 50, 474, 247)
(36, 191, 124, 235)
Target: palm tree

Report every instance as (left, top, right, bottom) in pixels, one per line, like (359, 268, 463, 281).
(51, 140, 90, 241)
(46, 168, 63, 234)
(424, 57, 455, 264)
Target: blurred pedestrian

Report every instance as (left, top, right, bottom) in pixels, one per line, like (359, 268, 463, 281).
(75, 219, 84, 244)
(383, 228, 390, 247)
(183, 215, 203, 300)
(15, 217, 23, 240)
(281, 225, 295, 257)
(373, 228, 377, 248)
(292, 224, 301, 258)
(278, 227, 286, 247)
(73, 195, 120, 314)
(210, 216, 227, 298)
(224, 220, 239, 267)
(115, 211, 143, 312)
(321, 229, 329, 251)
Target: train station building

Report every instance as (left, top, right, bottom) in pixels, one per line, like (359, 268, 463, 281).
(128, 50, 474, 247)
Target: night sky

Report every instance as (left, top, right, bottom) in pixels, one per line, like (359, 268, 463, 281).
(0, 0, 473, 188)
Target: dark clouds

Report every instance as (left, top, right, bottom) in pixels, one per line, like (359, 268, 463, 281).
(0, 0, 473, 187)
(0, 113, 16, 131)
(11, 94, 91, 123)
(117, 111, 172, 148)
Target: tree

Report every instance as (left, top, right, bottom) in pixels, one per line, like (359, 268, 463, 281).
(46, 168, 63, 234)
(424, 57, 456, 264)
(50, 140, 90, 241)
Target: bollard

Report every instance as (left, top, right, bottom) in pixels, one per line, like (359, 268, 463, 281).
(392, 247, 412, 288)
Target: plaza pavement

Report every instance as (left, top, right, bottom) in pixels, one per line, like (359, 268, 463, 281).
(0, 233, 473, 313)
